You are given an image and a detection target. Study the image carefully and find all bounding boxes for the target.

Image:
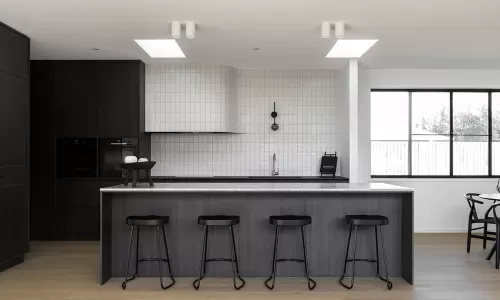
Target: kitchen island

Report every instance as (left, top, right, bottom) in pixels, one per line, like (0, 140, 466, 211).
(100, 182, 413, 285)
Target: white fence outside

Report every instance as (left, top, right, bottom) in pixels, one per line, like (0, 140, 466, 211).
(372, 141, 500, 176)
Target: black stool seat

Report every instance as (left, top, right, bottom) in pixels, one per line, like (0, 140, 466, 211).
(198, 215, 240, 226)
(345, 215, 389, 226)
(269, 215, 312, 226)
(126, 215, 169, 226)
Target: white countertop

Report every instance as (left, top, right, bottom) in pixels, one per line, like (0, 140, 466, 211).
(100, 182, 413, 193)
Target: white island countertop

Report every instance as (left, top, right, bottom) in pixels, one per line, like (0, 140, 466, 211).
(100, 182, 413, 193)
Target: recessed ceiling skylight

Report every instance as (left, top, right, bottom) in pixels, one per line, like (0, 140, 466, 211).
(326, 39, 378, 58)
(134, 39, 185, 58)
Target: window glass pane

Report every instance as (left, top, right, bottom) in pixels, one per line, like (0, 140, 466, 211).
(371, 92, 409, 140)
(453, 93, 488, 136)
(371, 92, 409, 175)
(452, 92, 488, 175)
(492, 93, 500, 175)
(453, 136, 488, 175)
(411, 92, 450, 175)
(411, 135, 450, 175)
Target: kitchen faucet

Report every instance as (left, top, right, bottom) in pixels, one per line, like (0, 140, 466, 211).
(272, 153, 279, 177)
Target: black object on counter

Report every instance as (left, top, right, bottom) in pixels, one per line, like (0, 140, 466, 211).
(121, 161, 156, 187)
(320, 152, 338, 177)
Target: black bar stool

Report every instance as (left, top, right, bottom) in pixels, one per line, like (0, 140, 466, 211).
(192, 215, 245, 290)
(265, 215, 316, 290)
(122, 215, 175, 290)
(340, 215, 392, 290)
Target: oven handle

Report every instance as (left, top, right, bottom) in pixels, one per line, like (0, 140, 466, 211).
(110, 142, 128, 146)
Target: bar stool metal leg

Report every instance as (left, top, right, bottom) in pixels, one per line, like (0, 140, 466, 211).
(377, 226, 393, 290)
(300, 225, 316, 290)
(193, 226, 208, 290)
(229, 225, 245, 290)
(340, 225, 358, 289)
(161, 226, 176, 289)
(265, 225, 280, 290)
(122, 225, 136, 290)
(153, 225, 175, 290)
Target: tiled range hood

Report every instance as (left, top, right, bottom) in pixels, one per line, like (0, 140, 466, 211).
(145, 64, 238, 133)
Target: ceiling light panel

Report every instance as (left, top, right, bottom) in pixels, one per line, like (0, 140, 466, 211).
(135, 39, 186, 58)
(326, 39, 378, 58)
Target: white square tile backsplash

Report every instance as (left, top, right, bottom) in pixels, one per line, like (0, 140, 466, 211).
(149, 66, 343, 177)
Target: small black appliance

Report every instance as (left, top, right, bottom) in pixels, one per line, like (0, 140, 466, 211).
(320, 152, 338, 177)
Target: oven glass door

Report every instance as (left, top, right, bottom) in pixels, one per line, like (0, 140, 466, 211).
(57, 138, 98, 178)
(99, 138, 138, 178)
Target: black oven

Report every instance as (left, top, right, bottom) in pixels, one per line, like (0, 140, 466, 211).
(56, 138, 98, 178)
(99, 138, 138, 178)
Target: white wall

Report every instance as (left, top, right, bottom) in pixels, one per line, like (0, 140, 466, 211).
(151, 68, 344, 177)
(369, 69, 500, 232)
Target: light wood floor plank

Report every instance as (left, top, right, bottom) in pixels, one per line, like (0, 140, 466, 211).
(0, 234, 499, 299)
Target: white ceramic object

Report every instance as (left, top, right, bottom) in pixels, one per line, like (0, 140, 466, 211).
(138, 158, 149, 162)
(124, 156, 138, 163)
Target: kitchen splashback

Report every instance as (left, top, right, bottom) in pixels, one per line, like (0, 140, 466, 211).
(151, 68, 343, 177)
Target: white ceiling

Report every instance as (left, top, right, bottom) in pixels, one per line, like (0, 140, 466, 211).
(1, 0, 500, 69)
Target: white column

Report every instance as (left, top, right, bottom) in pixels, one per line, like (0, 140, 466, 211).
(349, 59, 360, 182)
(348, 59, 371, 183)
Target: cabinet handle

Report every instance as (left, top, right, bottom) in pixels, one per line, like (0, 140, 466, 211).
(110, 143, 128, 146)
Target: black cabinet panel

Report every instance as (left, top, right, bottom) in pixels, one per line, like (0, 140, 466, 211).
(0, 71, 29, 167)
(0, 185, 29, 261)
(56, 207, 99, 239)
(56, 179, 99, 208)
(55, 62, 98, 137)
(56, 179, 99, 240)
(0, 166, 29, 187)
(30, 61, 56, 241)
(98, 62, 141, 137)
(0, 23, 29, 79)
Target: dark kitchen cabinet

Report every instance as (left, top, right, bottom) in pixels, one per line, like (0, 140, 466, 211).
(0, 71, 29, 166)
(56, 179, 99, 240)
(98, 61, 144, 137)
(0, 22, 30, 271)
(0, 185, 29, 271)
(30, 61, 56, 240)
(0, 23, 29, 79)
(55, 62, 98, 137)
(30, 60, 148, 242)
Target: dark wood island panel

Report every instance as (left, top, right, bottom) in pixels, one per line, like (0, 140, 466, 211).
(100, 183, 413, 285)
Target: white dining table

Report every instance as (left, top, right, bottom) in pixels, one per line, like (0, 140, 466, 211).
(479, 194, 500, 201)
(478, 194, 500, 268)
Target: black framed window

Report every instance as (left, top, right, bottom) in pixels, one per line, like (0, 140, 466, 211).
(371, 89, 500, 178)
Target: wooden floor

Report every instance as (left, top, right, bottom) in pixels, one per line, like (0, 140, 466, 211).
(0, 234, 499, 300)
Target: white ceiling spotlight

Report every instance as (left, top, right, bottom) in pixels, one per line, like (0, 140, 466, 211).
(334, 22, 345, 39)
(186, 21, 196, 38)
(321, 22, 331, 39)
(171, 21, 181, 39)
